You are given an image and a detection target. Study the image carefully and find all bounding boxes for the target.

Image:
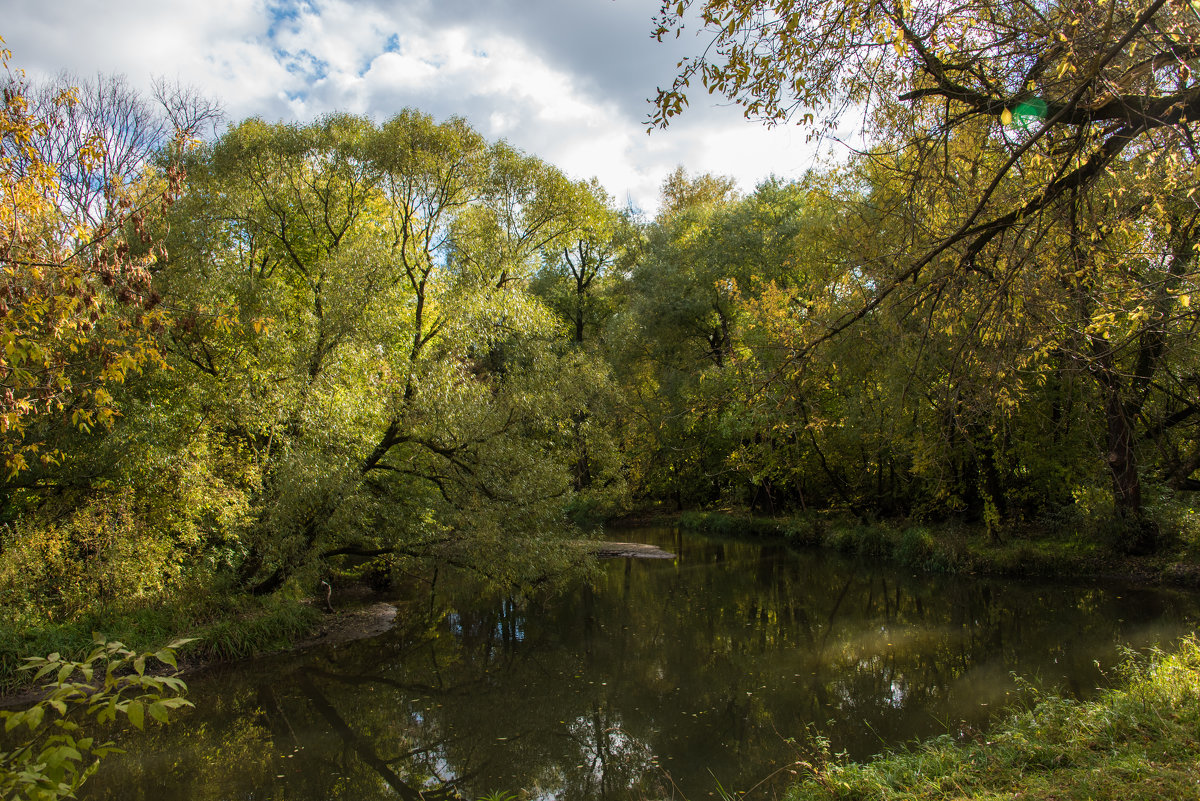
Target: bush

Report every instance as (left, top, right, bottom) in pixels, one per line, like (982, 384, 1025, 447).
(0, 591, 320, 692)
(825, 523, 891, 559)
(896, 526, 938, 571)
(781, 515, 826, 547)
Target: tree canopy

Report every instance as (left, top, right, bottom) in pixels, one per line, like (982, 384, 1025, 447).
(649, 0, 1200, 545)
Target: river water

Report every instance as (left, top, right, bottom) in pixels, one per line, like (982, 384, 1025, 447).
(83, 527, 1200, 801)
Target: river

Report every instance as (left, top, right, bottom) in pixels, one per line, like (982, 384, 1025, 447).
(82, 526, 1200, 801)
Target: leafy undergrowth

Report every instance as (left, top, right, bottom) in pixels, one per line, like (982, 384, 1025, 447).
(677, 510, 1197, 584)
(789, 638, 1200, 801)
(0, 591, 320, 695)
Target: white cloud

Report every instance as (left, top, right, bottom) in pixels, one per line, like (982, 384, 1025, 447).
(4, 0, 840, 214)
(361, 50, 439, 91)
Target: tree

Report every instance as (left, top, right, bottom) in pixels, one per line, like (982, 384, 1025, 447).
(610, 173, 837, 509)
(651, 0, 1200, 544)
(531, 180, 630, 346)
(156, 112, 609, 595)
(525, 182, 634, 504)
(450, 140, 583, 289)
(0, 51, 210, 480)
(658, 165, 738, 218)
(20, 71, 219, 230)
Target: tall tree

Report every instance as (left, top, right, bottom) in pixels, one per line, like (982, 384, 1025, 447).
(651, 0, 1200, 544)
(0, 60, 210, 481)
(158, 112, 606, 594)
(532, 180, 631, 346)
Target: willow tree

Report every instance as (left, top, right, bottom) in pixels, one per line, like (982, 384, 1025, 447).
(159, 112, 617, 594)
(652, 0, 1200, 546)
(531, 180, 632, 347)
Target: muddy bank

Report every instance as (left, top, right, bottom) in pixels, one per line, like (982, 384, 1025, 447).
(588, 540, 676, 559)
(292, 601, 398, 649)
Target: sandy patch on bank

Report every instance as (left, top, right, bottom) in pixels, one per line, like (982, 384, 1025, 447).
(590, 541, 676, 559)
(294, 601, 399, 649)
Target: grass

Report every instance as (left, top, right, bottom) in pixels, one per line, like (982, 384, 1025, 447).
(788, 636, 1200, 800)
(0, 589, 322, 694)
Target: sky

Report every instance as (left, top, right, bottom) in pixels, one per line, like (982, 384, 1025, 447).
(3, 0, 836, 214)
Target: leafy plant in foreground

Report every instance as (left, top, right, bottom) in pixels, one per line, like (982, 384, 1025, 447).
(0, 635, 193, 801)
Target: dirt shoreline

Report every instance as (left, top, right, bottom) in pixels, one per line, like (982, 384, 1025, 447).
(589, 541, 676, 559)
(293, 600, 399, 649)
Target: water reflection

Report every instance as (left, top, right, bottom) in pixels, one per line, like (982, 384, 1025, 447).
(83, 528, 1200, 801)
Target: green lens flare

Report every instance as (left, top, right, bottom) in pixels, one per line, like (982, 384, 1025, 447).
(1012, 98, 1048, 130)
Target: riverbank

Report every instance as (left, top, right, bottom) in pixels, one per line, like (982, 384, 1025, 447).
(0, 595, 404, 706)
(787, 636, 1200, 800)
(0, 538, 661, 696)
(0, 591, 325, 697)
(669, 510, 1200, 588)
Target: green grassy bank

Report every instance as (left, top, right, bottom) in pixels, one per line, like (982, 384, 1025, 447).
(670, 511, 1200, 799)
(676, 511, 1200, 586)
(787, 637, 1200, 801)
(0, 592, 321, 695)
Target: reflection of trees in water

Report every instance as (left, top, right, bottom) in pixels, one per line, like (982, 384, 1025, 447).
(295, 669, 427, 801)
(547, 702, 661, 801)
(83, 530, 1200, 801)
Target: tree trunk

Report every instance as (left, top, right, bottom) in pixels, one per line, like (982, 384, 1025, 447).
(1102, 385, 1141, 517)
(1096, 375, 1157, 554)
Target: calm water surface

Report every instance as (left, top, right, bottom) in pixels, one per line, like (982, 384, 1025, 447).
(84, 527, 1200, 801)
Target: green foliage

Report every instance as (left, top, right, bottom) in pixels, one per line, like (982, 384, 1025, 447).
(609, 173, 836, 512)
(0, 63, 182, 479)
(0, 422, 260, 661)
(641, 0, 1200, 548)
(5, 6, 1200, 707)
(678, 511, 785, 540)
(180, 598, 320, 663)
(0, 636, 192, 801)
(611, 143, 1200, 538)
(825, 524, 890, 560)
(125, 109, 641, 596)
(476, 792, 519, 801)
(2, 102, 636, 624)
(894, 527, 937, 571)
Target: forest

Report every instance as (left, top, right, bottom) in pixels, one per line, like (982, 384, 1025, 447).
(2, 0, 1200, 797)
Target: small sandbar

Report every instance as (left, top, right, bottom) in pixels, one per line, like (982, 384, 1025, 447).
(297, 601, 398, 649)
(590, 541, 676, 560)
